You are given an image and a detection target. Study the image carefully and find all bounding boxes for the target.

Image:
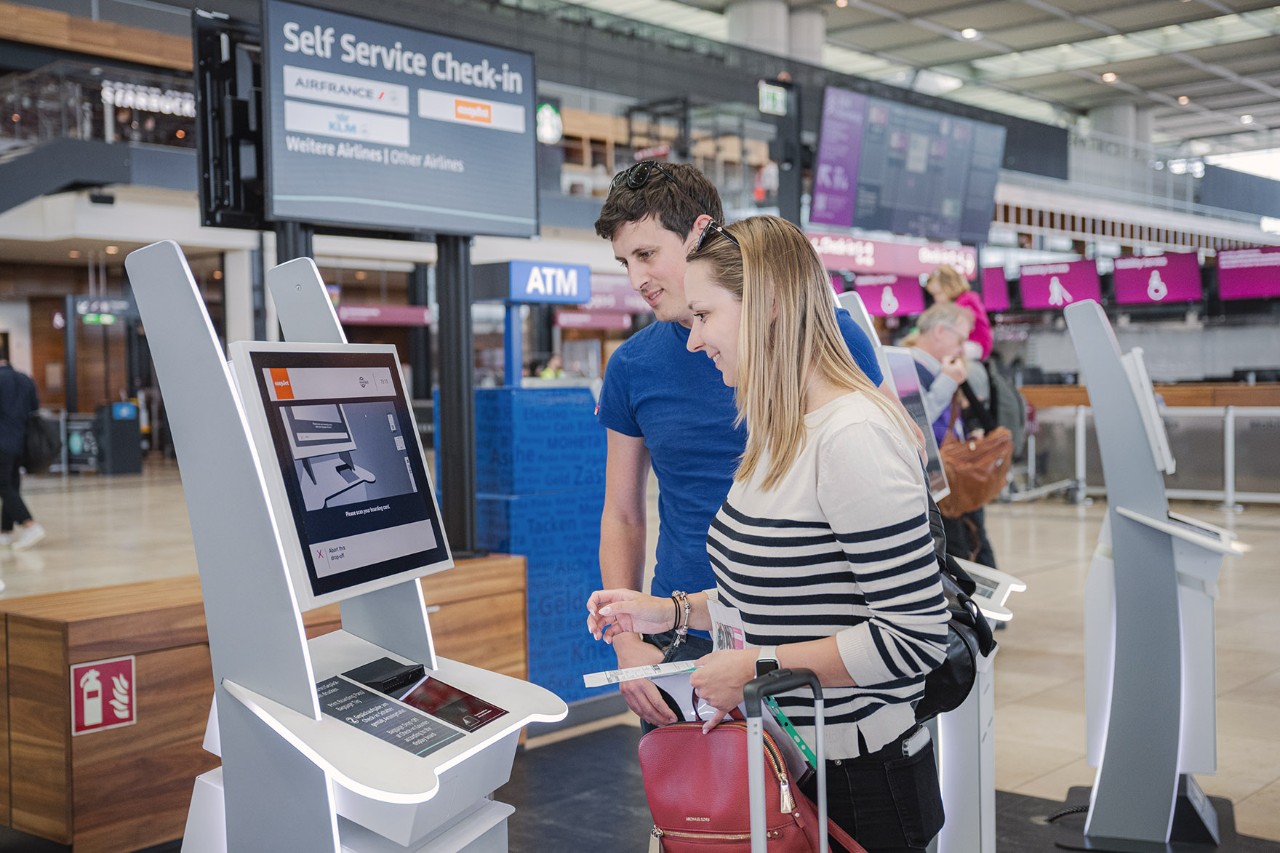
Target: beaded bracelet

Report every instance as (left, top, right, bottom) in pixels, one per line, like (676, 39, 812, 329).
(671, 590, 691, 645)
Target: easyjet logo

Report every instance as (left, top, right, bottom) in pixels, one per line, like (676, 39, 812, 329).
(454, 99, 492, 123)
(270, 367, 294, 400)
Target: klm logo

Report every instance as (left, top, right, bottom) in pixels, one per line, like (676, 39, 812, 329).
(329, 112, 357, 134)
(525, 266, 579, 298)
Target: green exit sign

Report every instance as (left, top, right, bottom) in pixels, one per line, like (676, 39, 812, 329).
(758, 81, 788, 116)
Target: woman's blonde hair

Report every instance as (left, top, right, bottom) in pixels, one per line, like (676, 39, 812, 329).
(688, 215, 915, 490)
(926, 265, 970, 301)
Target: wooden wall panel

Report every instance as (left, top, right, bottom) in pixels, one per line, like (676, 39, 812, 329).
(0, 1, 192, 71)
(70, 644, 218, 853)
(0, 616, 8, 826)
(7, 620, 71, 843)
(28, 296, 131, 413)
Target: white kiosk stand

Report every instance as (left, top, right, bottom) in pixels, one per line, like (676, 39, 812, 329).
(1065, 300, 1246, 851)
(838, 292, 1025, 853)
(124, 241, 566, 853)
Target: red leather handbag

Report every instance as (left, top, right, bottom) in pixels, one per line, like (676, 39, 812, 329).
(637, 720, 865, 852)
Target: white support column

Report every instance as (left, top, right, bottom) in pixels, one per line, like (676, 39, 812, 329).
(788, 6, 826, 65)
(726, 0, 789, 58)
(222, 250, 256, 344)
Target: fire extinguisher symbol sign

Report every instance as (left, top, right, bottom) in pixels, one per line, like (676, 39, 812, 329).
(71, 655, 136, 736)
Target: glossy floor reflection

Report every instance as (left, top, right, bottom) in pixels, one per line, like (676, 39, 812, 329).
(4, 462, 1279, 844)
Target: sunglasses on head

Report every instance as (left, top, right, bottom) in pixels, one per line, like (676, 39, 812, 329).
(693, 219, 740, 253)
(611, 159, 680, 191)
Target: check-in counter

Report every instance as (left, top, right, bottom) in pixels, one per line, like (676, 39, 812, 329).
(0, 553, 527, 851)
(1020, 384, 1280, 505)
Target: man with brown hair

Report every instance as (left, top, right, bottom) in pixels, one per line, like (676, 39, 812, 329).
(592, 161, 884, 726)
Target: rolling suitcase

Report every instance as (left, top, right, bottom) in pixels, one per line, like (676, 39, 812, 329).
(744, 668, 866, 853)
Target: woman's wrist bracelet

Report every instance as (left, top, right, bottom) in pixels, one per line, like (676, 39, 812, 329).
(672, 590, 691, 638)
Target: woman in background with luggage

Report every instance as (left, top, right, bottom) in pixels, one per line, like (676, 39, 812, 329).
(588, 215, 949, 852)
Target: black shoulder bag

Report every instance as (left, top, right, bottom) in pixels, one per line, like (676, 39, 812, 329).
(914, 492, 997, 722)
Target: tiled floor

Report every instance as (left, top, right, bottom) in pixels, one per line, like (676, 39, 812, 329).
(5, 461, 1279, 843)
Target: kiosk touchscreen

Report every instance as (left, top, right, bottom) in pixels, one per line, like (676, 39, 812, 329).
(882, 346, 950, 502)
(229, 341, 451, 610)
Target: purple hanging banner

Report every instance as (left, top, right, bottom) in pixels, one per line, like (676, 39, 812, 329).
(855, 274, 925, 317)
(1113, 252, 1202, 305)
(1018, 260, 1100, 310)
(981, 267, 1010, 312)
(809, 88, 868, 227)
(1217, 247, 1280, 300)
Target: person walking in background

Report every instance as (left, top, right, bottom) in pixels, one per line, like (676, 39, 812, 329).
(591, 161, 886, 728)
(589, 216, 947, 851)
(0, 344, 44, 550)
(925, 265, 991, 361)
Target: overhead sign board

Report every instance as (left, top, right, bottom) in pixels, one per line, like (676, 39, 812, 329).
(472, 261, 592, 305)
(808, 232, 977, 279)
(854, 274, 926, 317)
(1018, 259, 1101, 310)
(1113, 252, 1202, 305)
(1217, 247, 1280, 301)
(262, 0, 538, 237)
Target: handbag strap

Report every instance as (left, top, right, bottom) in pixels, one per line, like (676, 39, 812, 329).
(958, 381, 998, 433)
(826, 816, 866, 853)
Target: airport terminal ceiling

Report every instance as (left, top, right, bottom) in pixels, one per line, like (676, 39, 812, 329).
(8, 0, 1275, 159)
(564, 0, 1280, 157)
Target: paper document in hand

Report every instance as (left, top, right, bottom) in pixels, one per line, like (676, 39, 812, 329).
(582, 660, 697, 689)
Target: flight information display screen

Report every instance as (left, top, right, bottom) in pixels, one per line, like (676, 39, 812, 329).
(811, 87, 1006, 245)
(233, 343, 450, 608)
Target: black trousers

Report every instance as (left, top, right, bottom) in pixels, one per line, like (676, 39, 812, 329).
(800, 726, 945, 853)
(0, 451, 32, 532)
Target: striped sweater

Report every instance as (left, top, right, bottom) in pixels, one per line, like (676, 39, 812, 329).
(706, 392, 949, 758)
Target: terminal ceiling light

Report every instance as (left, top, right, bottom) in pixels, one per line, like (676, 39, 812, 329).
(212, 270, 223, 281)
(355, 270, 368, 281)
(1241, 114, 1255, 125)
(960, 28, 981, 40)
(1101, 71, 1118, 83)
(104, 245, 119, 255)
(175, 129, 186, 140)
(1178, 95, 1190, 106)
(68, 250, 81, 259)
(835, 0, 848, 7)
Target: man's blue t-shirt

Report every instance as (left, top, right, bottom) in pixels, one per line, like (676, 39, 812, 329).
(596, 308, 882, 599)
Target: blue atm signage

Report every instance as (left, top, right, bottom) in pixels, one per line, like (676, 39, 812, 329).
(507, 261, 591, 305)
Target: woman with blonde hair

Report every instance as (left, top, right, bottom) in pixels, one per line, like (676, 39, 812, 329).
(926, 264, 991, 361)
(588, 215, 948, 852)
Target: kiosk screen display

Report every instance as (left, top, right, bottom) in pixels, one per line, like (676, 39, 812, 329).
(883, 346, 949, 502)
(237, 344, 449, 605)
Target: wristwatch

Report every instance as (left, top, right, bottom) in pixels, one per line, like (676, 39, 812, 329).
(755, 646, 780, 678)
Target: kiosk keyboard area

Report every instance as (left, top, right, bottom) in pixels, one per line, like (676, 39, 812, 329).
(125, 241, 567, 853)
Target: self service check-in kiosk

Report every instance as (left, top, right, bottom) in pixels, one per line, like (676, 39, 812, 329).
(1065, 300, 1246, 851)
(124, 241, 566, 852)
(839, 291, 1025, 853)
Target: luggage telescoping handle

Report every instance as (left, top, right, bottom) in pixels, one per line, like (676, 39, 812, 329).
(743, 668, 827, 853)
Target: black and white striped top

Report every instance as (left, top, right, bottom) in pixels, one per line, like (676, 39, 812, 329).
(706, 392, 948, 758)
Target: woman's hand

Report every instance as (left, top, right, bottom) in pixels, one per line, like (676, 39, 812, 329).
(586, 589, 675, 642)
(689, 648, 758, 733)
